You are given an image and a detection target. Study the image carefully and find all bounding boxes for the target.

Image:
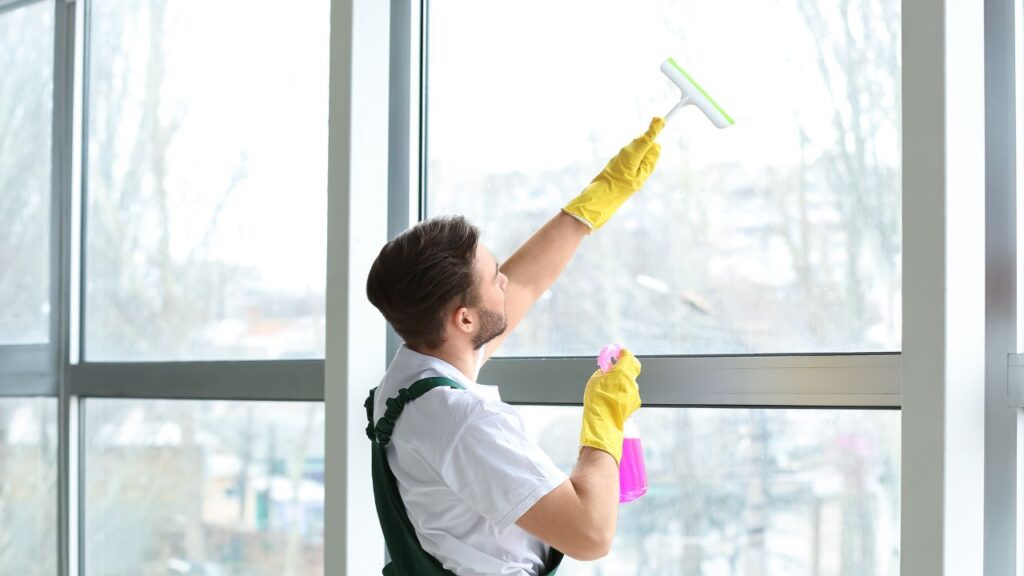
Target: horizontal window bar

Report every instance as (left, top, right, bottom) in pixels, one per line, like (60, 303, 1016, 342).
(483, 353, 901, 408)
(0, 344, 57, 396)
(0, 343, 53, 371)
(0, 377, 57, 397)
(70, 360, 323, 401)
(67, 354, 902, 406)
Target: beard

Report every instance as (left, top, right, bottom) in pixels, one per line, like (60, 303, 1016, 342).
(472, 305, 508, 350)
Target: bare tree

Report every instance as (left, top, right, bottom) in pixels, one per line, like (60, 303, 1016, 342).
(796, 0, 902, 348)
(0, 3, 52, 343)
(86, 0, 247, 361)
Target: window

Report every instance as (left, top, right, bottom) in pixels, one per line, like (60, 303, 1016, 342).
(0, 0, 53, 344)
(85, 400, 324, 576)
(0, 0, 330, 573)
(521, 407, 900, 574)
(85, 0, 329, 361)
(0, 398, 58, 576)
(0, 2, 58, 574)
(426, 0, 901, 357)
(76, 0, 330, 571)
(422, 1, 902, 574)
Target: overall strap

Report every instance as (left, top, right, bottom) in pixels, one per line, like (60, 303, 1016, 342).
(365, 377, 466, 447)
(363, 375, 563, 576)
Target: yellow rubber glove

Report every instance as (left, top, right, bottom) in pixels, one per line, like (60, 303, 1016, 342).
(562, 118, 665, 231)
(579, 348, 642, 464)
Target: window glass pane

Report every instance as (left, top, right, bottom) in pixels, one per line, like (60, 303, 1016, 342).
(0, 1, 53, 344)
(84, 399, 324, 575)
(520, 406, 901, 575)
(1017, 0, 1024, 353)
(85, 0, 329, 361)
(0, 398, 58, 576)
(426, 0, 902, 356)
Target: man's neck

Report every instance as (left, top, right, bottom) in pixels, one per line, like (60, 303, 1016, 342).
(408, 342, 479, 383)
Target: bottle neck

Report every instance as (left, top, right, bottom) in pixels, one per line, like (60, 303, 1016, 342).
(623, 417, 640, 438)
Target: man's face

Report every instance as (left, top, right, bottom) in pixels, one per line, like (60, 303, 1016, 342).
(470, 244, 509, 350)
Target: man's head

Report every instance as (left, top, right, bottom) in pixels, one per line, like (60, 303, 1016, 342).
(366, 215, 508, 352)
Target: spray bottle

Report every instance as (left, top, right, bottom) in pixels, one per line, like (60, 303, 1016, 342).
(597, 343, 648, 503)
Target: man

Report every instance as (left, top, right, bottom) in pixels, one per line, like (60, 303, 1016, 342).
(365, 117, 665, 575)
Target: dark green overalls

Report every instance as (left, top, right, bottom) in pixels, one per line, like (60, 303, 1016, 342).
(365, 377, 564, 575)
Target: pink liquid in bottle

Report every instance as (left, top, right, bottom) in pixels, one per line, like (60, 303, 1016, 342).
(619, 421, 648, 503)
(619, 445, 648, 502)
(597, 344, 648, 504)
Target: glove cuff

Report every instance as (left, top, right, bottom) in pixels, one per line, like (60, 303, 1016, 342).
(562, 180, 635, 231)
(580, 423, 625, 465)
(560, 207, 596, 232)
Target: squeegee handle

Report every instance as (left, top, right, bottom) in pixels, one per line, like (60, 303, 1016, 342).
(664, 95, 691, 121)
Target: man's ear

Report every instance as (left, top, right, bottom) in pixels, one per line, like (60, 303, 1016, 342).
(451, 306, 474, 335)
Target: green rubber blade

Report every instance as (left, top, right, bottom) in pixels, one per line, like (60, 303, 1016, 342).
(668, 57, 734, 125)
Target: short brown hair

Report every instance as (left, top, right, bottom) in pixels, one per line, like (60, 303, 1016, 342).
(366, 215, 482, 349)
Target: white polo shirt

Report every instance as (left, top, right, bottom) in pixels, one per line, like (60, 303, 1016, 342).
(371, 344, 568, 576)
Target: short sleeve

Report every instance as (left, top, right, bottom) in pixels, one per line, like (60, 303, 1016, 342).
(439, 405, 569, 532)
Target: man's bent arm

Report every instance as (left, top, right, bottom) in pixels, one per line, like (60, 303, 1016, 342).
(484, 211, 589, 362)
(515, 447, 619, 561)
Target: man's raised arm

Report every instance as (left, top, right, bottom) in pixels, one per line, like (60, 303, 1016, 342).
(483, 118, 665, 362)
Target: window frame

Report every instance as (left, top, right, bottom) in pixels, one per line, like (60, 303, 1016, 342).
(406, 0, 903, 408)
(486, 353, 901, 407)
(18, 0, 331, 574)
(400, 1, 1011, 574)
(0, 0, 60, 398)
(63, 0, 328, 399)
(5, 0, 1019, 573)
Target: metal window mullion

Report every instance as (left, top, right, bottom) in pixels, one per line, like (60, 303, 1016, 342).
(76, 0, 89, 366)
(484, 353, 902, 408)
(70, 360, 325, 401)
(385, 0, 419, 363)
(67, 395, 80, 576)
(53, 0, 78, 574)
